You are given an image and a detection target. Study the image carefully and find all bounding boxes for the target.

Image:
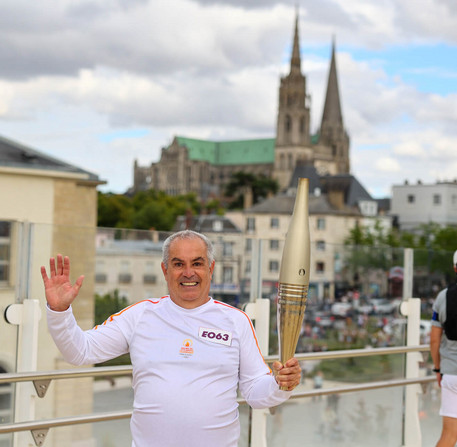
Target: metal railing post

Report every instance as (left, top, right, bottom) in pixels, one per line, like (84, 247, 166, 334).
(5, 299, 42, 447)
(400, 248, 423, 447)
(244, 298, 270, 447)
(245, 238, 270, 447)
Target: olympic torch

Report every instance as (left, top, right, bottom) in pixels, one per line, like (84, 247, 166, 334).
(277, 178, 310, 389)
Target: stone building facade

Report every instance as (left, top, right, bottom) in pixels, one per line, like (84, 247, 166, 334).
(132, 13, 350, 199)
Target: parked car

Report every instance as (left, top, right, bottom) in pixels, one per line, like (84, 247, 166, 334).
(313, 311, 335, 328)
(331, 301, 353, 317)
(355, 301, 374, 314)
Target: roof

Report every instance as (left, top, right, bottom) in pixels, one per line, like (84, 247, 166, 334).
(176, 136, 275, 165)
(0, 134, 102, 182)
(245, 191, 360, 216)
(288, 163, 322, 192)
(174, 134, 321, 167)
(320, 174, 372, 206)
(173, 214, 242, 233)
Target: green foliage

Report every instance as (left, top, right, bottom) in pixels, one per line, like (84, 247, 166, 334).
(97, 192, 133, 228)
(94, 290, 132, 366)
(344, 220, 457, 276)
(224, 171, 279, 209)
(97, 190, 201, 231)
(95, 290, 129, 325)
(318, 354, 403, 382)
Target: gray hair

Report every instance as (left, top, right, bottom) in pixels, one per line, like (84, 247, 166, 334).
(162, 230, 215, 267)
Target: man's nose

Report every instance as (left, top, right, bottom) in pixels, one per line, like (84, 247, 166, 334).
(183, 265, 194, 277)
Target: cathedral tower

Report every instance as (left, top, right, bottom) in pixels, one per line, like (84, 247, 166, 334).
(274, 12, 312, 190)
(319, 38, 350, 174)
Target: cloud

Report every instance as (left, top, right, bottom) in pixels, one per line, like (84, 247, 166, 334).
(0, 0, 456, 196)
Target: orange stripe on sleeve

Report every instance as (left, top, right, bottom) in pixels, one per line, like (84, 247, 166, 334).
(94, 296, 167, 330)
(214, 300, 271, 371)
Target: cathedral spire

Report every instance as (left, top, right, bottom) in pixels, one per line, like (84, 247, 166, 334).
(290, 9, 301, 75)
(321, 36, 343, 128)
(319, 37, 350, 175)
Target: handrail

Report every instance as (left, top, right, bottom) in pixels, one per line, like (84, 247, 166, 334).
(0, 344, 430, 385)
(0, 375, 436, 435)
(0, 344, 432, 445)
(0, 364, 133, 385)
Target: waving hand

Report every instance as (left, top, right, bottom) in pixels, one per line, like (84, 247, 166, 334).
(40, 254, 84, 312)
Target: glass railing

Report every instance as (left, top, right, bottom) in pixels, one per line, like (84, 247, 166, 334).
(0, 221, 452, 446)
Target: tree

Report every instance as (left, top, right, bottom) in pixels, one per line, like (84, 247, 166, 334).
(224, 172, 279, 209)
(97, 192, 133, 228)
(95, 290, 129, 325)
(97, 190, 202, 231)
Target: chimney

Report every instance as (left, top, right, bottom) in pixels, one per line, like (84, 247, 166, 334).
(327, 189, 345, 210)
(243, 186, 253, 209)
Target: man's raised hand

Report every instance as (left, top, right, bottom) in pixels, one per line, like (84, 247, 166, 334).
(40, 254, 84, 312)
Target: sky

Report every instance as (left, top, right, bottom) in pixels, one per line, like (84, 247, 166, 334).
(1, 0, 456, 198)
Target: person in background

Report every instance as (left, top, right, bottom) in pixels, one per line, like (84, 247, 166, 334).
(430, 250, 457, 447)
(41, 230, 301, 447)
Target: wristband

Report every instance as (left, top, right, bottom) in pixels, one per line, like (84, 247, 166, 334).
(433, 368, 440, 373)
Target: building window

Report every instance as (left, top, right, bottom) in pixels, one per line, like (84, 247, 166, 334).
(317, 218, 326, 230)
(0, 222, 11, 284)
(285, 115, 291, 132)
(223, 242, 233, 257)
(212, 220, 223, 232)
(222, 266, 233, 283)
(245, 260, 251, 274)
(407, 194, 415, 204)
(270, 217, 279, 229)
(95, 273, 107, 283)
(316, 240, 326, 251)
(433, 194, 441, 205)
(143, 274, 157, 284)
(269, 260, 279, 272)
(245, 238, 252, 253)
(246, 217, 255, 232)
(118, 273, 132, 284)
(270, 240, 280, 250)
(316, 262, 325, 273)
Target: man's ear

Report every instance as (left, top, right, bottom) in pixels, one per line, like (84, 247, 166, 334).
(161, 262, 168, 278)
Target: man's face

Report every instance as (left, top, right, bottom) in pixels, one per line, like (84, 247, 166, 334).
(161, 237, 215, 309)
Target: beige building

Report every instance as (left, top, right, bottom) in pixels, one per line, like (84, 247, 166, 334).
(0, 135, 104, 446)
(173, 215, 244, 306)
(132, 13, 350, 199)
(228, 165, 391, 303)
(95, 231, 167, 304)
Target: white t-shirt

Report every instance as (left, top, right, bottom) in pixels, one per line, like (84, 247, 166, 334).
(47, 296, 291, 446)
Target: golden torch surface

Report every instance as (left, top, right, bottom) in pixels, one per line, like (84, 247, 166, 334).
(277, 178, 310, 388)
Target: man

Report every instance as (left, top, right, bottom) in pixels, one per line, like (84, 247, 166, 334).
(430, 250, 457, 447)
(41, 230, 301, 447)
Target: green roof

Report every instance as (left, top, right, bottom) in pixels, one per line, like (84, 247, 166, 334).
(175, 136, 275, 165)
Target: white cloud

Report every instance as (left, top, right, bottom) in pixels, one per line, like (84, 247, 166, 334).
(0, 0, 456, 195)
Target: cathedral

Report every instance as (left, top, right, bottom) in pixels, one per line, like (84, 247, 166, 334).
(132, 14, 350, 201)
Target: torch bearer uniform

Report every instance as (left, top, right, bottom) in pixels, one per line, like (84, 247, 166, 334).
(47, 296, 291, 447)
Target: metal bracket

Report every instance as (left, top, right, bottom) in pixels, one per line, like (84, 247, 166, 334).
(33, 379, 51, 398)
(31, 428, 49, 446)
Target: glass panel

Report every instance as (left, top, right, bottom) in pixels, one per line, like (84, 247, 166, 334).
(0, 220, 19, 447)
(4, 225, 450, 446)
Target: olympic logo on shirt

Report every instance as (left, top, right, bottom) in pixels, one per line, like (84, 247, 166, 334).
(179, 339, 194, 358)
